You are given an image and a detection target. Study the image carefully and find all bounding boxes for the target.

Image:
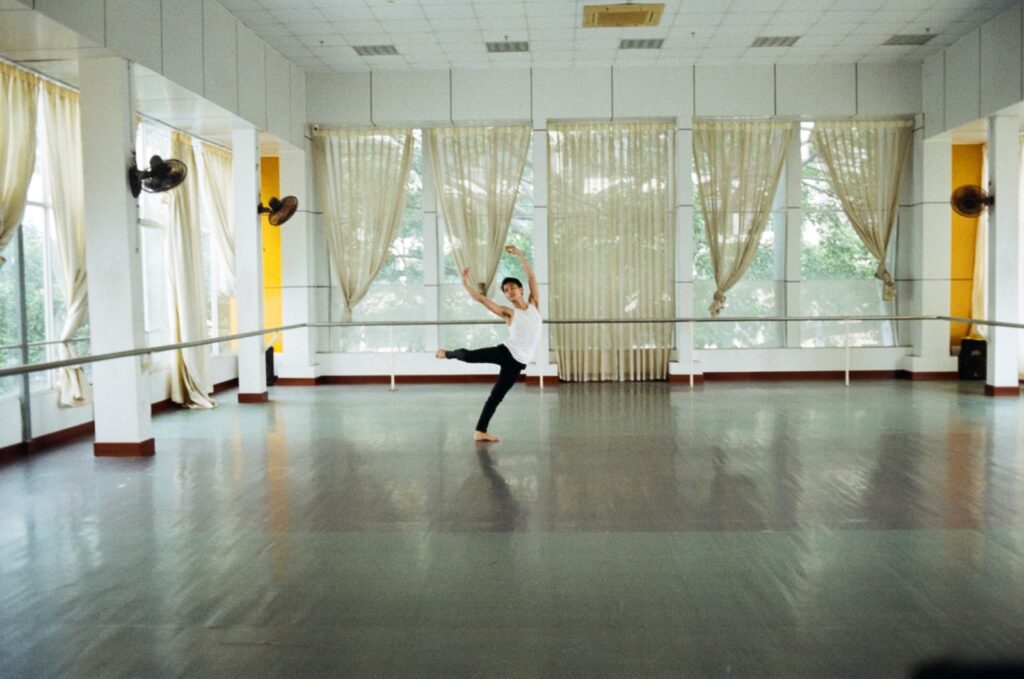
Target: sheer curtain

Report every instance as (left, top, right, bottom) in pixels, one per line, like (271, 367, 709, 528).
(166, 132, 214, 408)
(196, 141, 234, 293)
(429, 125, 531, 294)
(0, 62, 38, 267)
(313, 127, 413, 318)
(811, 119, 913, 301)
(548, 122, 675, 382)
(40, 81, 90, 406)
(693, 119, 793, 316)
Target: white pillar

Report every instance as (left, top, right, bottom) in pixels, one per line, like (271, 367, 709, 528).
(985, 115, 1020, 395)
(421, 131, 440, 354)
(672, 125, 696, 377)
(784, 131, 802, 348)
(233, 128, 267, 401)
(900, 131, 957, 375)
(530, 128, 552, 381)
(80, 57, 153, 456)
(278, 144, 318, 380)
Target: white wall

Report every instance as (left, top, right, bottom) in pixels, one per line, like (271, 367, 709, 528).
(300, 62, 929, 378)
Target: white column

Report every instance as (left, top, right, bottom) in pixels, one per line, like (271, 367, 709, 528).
(672, 125, 696, 377)
(530, 128, 552, 381)
(421, 131, 440, 354)
(784, 131, 802, 348)
(986, 115, 1020, 394)
(900, 130, 957, 374)
(233, 127, 267, 400)
(279, 144, 318, 380)
(80, 57, 153, 456)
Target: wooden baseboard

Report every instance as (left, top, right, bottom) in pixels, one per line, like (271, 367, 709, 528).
(238, 391, 269, 403)
(151, 399, 173, 414)
(525, 375, 559, 386)
(275, 377, 321, 386)
(94, 438, 155, 457)
(668, 374, 705, 384)
(898, 370, 959, 381)
(985, 385, 1020, 397)
(212, 378, 239, 393)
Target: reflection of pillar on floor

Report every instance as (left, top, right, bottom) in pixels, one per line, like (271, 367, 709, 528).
(985, 116, 1020, 396)
(234, 128, 268, 402)
(81, 57, 153, 456)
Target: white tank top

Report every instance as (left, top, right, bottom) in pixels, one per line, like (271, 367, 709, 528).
(503, 303, 542, 365)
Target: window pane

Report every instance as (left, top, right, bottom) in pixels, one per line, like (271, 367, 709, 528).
(0, 240, 20, 348)
(21, 206, 46, 347)
(800, 123, 895, 347)
(336, 131, 424, 352)
(0, 348, 20, 397)
(140, 225, 169, 348)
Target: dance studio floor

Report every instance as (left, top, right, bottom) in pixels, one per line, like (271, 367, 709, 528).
(1, 380, 1023, 677)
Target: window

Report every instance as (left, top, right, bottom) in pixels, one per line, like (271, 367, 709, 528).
(439, 147, 534, 350)
(136, 121, 172, 354)
(799, 122, 897, 347)
(692, 172, 785, 349)
(334, 129, 425, 352)
(0, 103, 90, 395)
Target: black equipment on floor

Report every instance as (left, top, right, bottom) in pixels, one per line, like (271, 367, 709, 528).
(958, 338, 986, 380)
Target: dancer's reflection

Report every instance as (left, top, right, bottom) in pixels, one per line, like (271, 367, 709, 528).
(477, 449, 521, 532)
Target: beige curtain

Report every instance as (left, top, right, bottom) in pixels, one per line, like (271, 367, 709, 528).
(693, 119, 793, 316)
(429, 125, 531, 294)
(313, 127, 412, 317)
(167, 132, 214, 408)
(811, 119, 913, 301)
(40, 81, 90, 406)
(196, 141, 233, 294)
(0, 62, 38, 267)
(548, 122, 675, 382)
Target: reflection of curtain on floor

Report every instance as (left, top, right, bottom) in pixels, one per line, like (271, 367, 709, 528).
(548, 122, 674, 382)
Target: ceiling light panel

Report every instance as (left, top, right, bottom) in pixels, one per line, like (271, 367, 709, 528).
(353, 44, 399, 56)
(486, 41, 529, 53)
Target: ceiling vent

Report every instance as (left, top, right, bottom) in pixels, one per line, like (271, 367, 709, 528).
(486, 41, 529, 53)
(583, 3, 664, 28)
(620, 38, 664, 50)
(883, 34, 935, 46)
(353, 44, 399, 56)
(751, 36, 800, 48)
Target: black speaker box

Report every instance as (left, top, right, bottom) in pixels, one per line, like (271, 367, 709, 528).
(958, 338, 986, 380)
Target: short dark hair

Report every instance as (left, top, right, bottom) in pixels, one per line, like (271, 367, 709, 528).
(500, 277, 523, 290)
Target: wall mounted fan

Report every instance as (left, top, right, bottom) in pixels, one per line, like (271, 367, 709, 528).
(258, 196, 298, 226)
(950, 185, 994, 218)
(128, 154, 187, 198)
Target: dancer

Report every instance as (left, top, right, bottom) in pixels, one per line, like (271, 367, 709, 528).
(436, 245, 542, 442)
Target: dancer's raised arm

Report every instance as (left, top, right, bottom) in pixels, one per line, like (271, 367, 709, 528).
(462, 267, 512, 320)
(504, 245, 539, 308)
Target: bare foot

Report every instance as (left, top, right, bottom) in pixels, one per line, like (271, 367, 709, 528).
(474, 431, 500, 442)
(435, 349, 447, 359)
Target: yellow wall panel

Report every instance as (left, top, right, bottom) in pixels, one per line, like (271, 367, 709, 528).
(950, 144, 983, 346)
(261, 156, 283, 352)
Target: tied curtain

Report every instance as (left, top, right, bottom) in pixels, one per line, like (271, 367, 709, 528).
(196, 141, 234, 294)
(313, 127, 413, 318)
(429, 125, 531, 294)
(811, 119, 913, 301)
(0, 61, 38, 267)
(40, 81, 90, 406)
(167, 132, 214, 408)
(548, 122, 675, 382)
(693, 119, 793, 316)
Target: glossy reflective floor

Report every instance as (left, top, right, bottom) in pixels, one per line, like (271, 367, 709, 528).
(2, 381, 1024, 677)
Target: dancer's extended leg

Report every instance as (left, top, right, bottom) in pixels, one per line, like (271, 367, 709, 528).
(436, 345, 524, 442)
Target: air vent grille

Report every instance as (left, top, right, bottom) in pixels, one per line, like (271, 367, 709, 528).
(620, 39, 664, 50)
(751, 36, 800, 48)
(486, 41, 529, 53)
(883, 34, 935, 46)
(353, 44, 399, 56)
(584, 3, 664, 28)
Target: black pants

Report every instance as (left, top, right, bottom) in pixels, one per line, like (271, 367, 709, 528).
(445, 345, 526, 433)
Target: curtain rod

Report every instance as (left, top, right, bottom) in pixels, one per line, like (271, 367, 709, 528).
(136, 112, 232, 154)
(0, 55, 77, 92)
